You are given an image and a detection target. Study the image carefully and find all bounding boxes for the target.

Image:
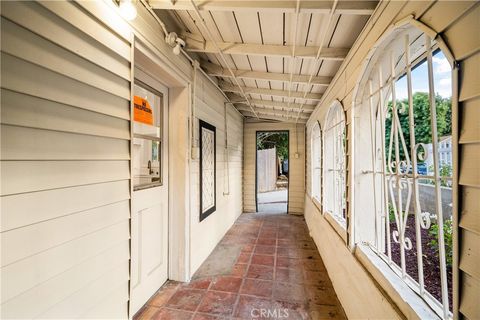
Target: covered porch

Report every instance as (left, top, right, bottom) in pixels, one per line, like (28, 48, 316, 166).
(135, 213, 345, 319)
(1, 1, 478, 320)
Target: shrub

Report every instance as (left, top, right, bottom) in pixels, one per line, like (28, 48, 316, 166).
(388, 203, 396, 222)
(429, 217, 453, 266)
(427, 163, 452, 187)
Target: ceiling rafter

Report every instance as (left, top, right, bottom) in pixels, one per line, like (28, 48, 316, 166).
(152, 0, 378, 123)
(187, 0, 260, 119)
(248, 99, 315, 111)
(240, 111, 308, 123)
(202, 61, 332, 86)
(294, 0, 340, 123)
(183, 33, 348, 60)
(226, 94, 316, 110)
(219, 81, 322, 101)
(235, 104, 311, 118)
(149, 1, 377, 15)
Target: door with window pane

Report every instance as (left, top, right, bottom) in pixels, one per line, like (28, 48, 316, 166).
(130, 71, 169, 316)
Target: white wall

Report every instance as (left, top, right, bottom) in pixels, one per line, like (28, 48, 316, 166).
(1, 0, 244, 318)
(304, 197, 402, 319)
(1, 1, 132, 318)
(189, 73, 244, 275)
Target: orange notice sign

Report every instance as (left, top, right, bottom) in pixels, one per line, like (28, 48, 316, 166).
(134, 96, 153, 125)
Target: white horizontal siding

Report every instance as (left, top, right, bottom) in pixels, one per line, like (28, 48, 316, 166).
(1, 221, 129, 302)
(1, 1, 130, 80)
(455, 5, 480, 318)
(1, 180, 130, 232)
(2, 242, 130, 319)
(1, 89, 130, 139)
(2, 52, 130, 120)
(1, 17, 130, 100)
(189, 72, 244, 275)
(1, 160, 130, 196)
(1, 125, 130, 161)
(0, 1, 132, 318)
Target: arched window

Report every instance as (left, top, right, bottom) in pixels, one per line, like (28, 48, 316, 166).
(311, 122, 321, 200)
(352, 21, 455, 318)
(323, 101, 346, 228)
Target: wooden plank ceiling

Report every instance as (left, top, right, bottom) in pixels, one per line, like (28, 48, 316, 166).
(151, 0, 377, 123)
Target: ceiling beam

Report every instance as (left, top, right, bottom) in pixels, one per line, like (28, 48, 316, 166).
(236, 98, 315, 111)
(150, 1, 377, 15)
(219, 81, 322, 101)
(240, 110, 308, 123)
(202, 61, 332, 86)
(183, 34, 348, 60)
(235, 104, 311, 118)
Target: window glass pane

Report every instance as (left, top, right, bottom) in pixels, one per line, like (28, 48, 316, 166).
(133, 83, 162, 137)
(432, 50, 453, 311)
(323, 104, 346, 227)
(133, 138, 161, 190)
(384, 50, 453, 313)
(133, 81, 163, 190)
(358, 27, 454, 317)
(311, 124, 321, 199)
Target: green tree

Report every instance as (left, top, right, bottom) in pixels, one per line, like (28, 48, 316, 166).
(257, 132, 289, 161)
(385, 92, 451, 160)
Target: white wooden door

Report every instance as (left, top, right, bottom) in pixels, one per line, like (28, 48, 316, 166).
(130, 69, 169, 316)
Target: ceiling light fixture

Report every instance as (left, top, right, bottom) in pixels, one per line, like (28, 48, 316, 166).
(118, 0, 137, 21)
(165, 32, 186, 55)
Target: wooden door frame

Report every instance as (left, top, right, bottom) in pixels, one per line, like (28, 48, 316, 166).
(255, 130, 290, 213)
(130, 38, 191, 318)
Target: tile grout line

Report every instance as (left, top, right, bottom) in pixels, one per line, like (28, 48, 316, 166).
(189, 271, 216, 319)
(271, 220, 278, 301)
(230, 217, 263, 319)
(136, 214, 346, 320)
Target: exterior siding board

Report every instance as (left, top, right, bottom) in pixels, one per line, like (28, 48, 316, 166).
(0, 1, 132, 318)
(304, 1, 480, 319)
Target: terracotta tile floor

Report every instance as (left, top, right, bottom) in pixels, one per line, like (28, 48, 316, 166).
(134, 213, 346, 320)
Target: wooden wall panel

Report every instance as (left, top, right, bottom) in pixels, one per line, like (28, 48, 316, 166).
(1, 222, 129, 303)
(303, 1, 480, 319)
(420, 1, 476, 33)
(1, 181, 130, 232)
(459, 52, 480, 102)
(189, 73, 245, 275)
(1, 125, 130, 161)
(459, 186, 480, 234)
(459, 229, 480, 279)
(442, 4, 480, 61)
(1, 53, 130, 120)
(1, 1, 130, 79)
(0, 17, 130, 99)
(460, 273, 480, 320)
(459, 143, 480, 187)
(0, 1, 132, 318)
(455, 5, 480, 319)
(459, 97, 480, 144)
(1, 160, 130, 196)
(1, 243, 129, 319)
(1, 89, 130, 139)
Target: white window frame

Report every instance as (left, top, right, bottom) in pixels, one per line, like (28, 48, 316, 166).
(352, 20, 457, 319)
(323, 100, 347, 231)
(311, 121, 322, 202)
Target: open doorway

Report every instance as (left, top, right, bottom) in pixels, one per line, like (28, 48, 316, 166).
(256, 131, 289, 214)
